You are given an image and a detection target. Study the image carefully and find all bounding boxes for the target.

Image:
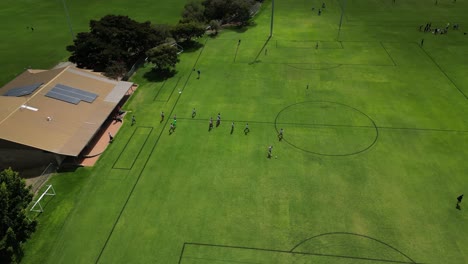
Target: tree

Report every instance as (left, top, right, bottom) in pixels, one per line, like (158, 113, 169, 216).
(209, 20, 222, 35)
(0, 168, 37, 264)
(229, 0, 255, 25)
(104, 61, 128, 80)
(171, 22, 206, 42)
(146, 44, 180, 70)
(181, 1, 206, 23)
(153, 24, 173, 43)
(203, 0, 230, 22)
(202, 0, 255, 25)
(67, 15, 163, 72)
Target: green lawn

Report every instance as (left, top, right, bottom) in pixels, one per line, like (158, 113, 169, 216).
(20, 0, 468, 263)
(0, 0, 187, 86)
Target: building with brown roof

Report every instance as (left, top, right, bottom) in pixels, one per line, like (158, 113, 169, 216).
(0, 66, 133, 171)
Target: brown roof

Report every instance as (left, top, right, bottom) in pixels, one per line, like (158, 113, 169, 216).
(0, 66, 133, 156)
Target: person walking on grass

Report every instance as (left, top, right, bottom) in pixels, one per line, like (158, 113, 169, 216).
(209, 117, 213, 131)
(216, 113, 221, 127)
(278, 128, 284, 141)
(169, 123, 174, 134)
(268, 145, 273, 158)
(131, 115, 136, 126)
(161, 111, 165, 122)
(456, 194, 463, 210)
(192, 108, 196, 118)
(244, 123, 250, 134)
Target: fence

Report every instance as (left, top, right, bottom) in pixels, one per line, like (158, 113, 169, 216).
(30, 163, 57, 194)
(123, 56, 147, 81)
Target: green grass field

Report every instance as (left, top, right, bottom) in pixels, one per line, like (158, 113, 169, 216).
(0, 0, 187, 86)
(17, 0, 468, 263)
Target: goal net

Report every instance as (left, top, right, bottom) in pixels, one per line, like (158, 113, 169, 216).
(30, 185, 56, 213)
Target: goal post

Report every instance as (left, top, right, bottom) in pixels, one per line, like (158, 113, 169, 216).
(30, 185, 56, 213)
(171, 43, 184, 54)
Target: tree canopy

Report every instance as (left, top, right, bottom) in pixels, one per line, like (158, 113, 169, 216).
(0, 168, 37, 264)
(146, 44, 180, 70)
(67, 15, 168, 73)
(208, 20, 222, 35)
(182, 0, 258, 26)
(65, 1, 264, 78)
(181, 1, 206, 23)
(202, 0, 256, 25)
(171, 22, 206, 42)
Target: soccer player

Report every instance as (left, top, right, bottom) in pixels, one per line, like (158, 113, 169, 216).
(169, 123, 174, 133)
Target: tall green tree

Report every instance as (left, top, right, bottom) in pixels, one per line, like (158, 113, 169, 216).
(202, 0, 255, 25)
(171, 22, 206, 42)
(0, 168, 37, 264)
(209, 20, 222, 35)
(202, 0, 229, 22)
(181, 1, 206, 23)
(146, 44, 180, 70)
(67, 15, 165, 72)
(229, 0, 255, 25)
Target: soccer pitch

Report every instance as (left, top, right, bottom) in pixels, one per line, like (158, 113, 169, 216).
(21, 0, 468, 263)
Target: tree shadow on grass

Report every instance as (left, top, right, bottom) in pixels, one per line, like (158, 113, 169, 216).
(223, 21, 257, 33)
(180, 40, 204, 53)
(143, 68, 177, 82)
(208, 32, 219, 39)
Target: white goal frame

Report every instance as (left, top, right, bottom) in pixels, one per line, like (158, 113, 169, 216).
(171, 43, 184, 54)
(30, 185, 56, 212)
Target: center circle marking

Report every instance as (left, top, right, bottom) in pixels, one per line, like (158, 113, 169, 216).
(274, 101, 378, 156)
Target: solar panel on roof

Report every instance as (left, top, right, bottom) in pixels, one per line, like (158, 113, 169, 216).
(44, 84, 98, 105)
(4, 83, 43, 97)
(55, 84, 98, 103)
(56, 84, 97, 99)
(45, 91, 80, 104)
(53, 86, 93, 103)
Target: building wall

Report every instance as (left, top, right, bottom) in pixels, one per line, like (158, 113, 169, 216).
(0, 139, 64, 172)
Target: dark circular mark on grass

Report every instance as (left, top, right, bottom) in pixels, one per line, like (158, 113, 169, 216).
(290, 232, 417, 263)
(274, 101, 378, 156)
